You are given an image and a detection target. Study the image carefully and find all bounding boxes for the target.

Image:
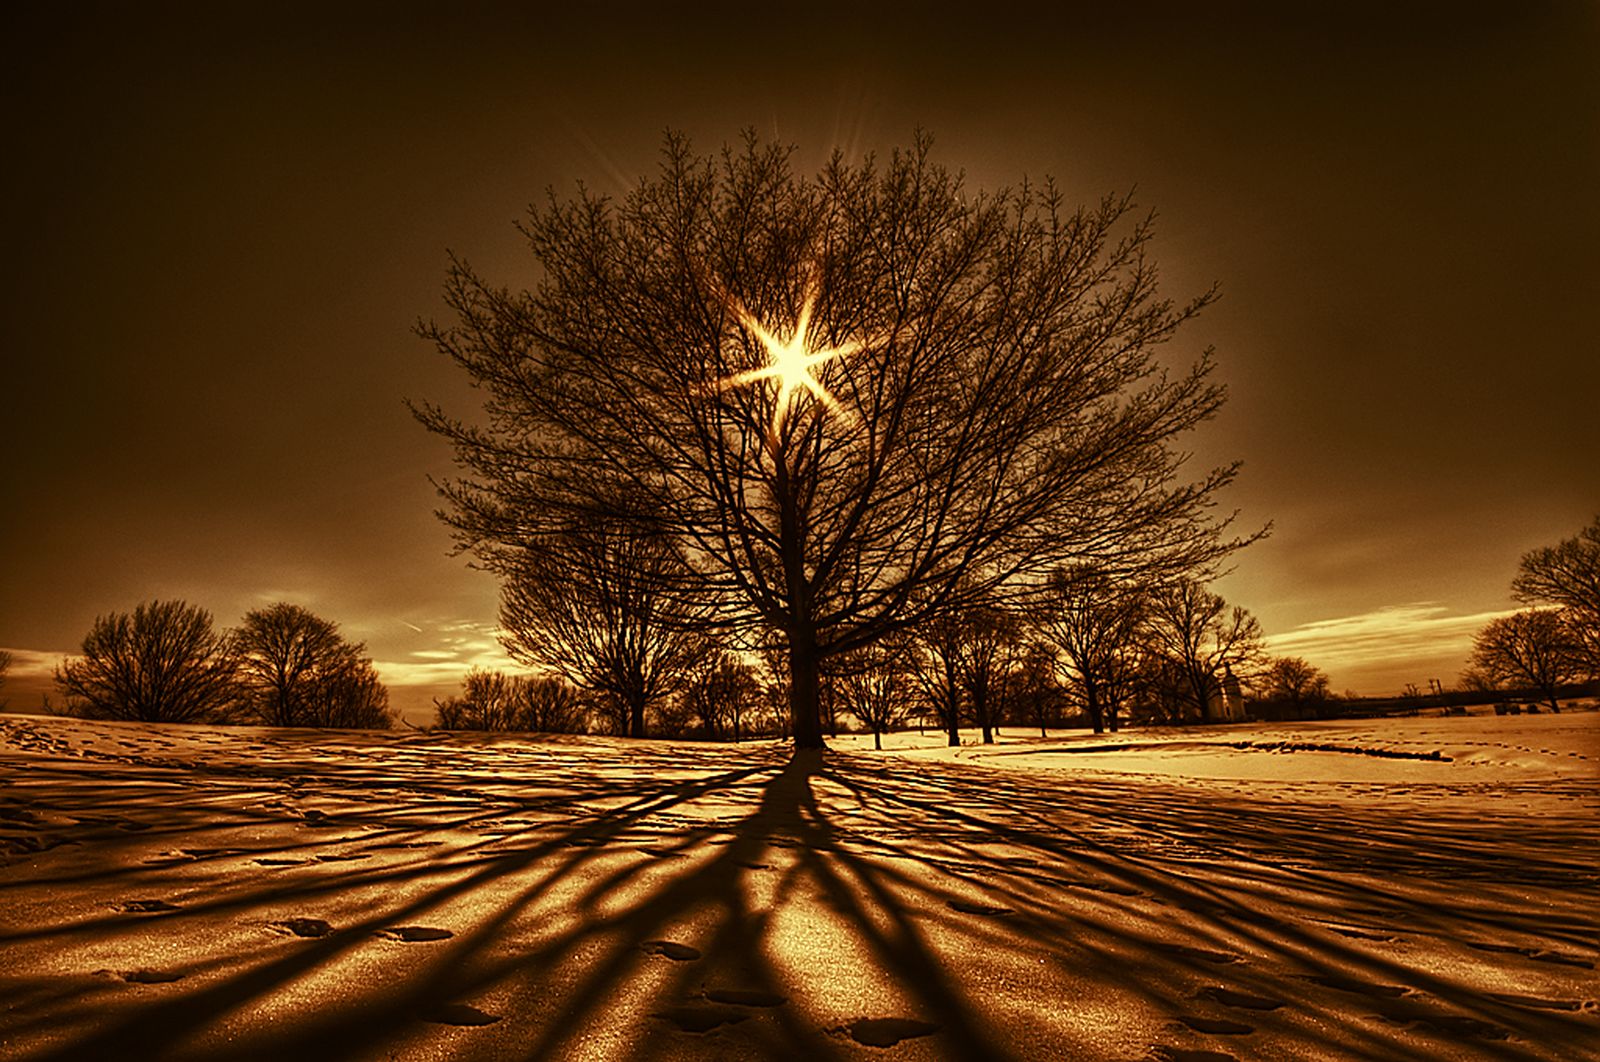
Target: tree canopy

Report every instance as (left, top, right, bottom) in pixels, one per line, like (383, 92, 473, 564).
(418, 133, 1253, 747)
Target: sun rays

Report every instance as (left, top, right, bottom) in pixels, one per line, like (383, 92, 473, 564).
(720, 294, 860, 427)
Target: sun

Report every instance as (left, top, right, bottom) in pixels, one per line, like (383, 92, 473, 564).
(720, 294, 858, 423)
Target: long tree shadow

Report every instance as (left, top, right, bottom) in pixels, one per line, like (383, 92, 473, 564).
(0, 716, 1596, 1061)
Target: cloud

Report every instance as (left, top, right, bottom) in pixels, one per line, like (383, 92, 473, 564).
(1, 647, 71, 680)
(1265, 602, 1517, 693)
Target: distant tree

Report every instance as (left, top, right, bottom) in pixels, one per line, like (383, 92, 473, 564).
(234, 603, 393, 729)
(1469, 609, 1581, 712)
(1513, 516, 1600, 677)
(1042, 566, 1149, 734)
(682, 649, 762, 742)
(55, 600, 241, 724)
(1143, 579, 1263, 723)
(1010, 640, 1065, 737)
(906, 612, 967, 747)
(1257, 656, 1331, 714)
(417, 133, 1255, 749)
(954, 603, 1022, 745)
(0, 648, 11, 709)
(513, 673, 586, 733)
(837, 640, 913, 750)
(434, 669, 585, 733)
(498, 517, 708, 738)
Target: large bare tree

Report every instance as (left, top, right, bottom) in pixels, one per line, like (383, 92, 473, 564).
(55, 600, 241, 724)
(418, 133, 1251, 748)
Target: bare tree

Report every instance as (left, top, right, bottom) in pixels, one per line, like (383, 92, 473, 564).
(417, 133, 1254, 748)
(906, 612, 967, 746)
(55, 600, 241, 723)
(1042, 565, 1149, 734)
(1144, 579, 1263, 723)
(434, 669, 583, 732)
(682, 649, 762, 741)
(1257, 656, 1331, 715)
(0, 649, 11, 709)
(234, 603, 392, 729)
(954, 602, 1021, 745)
(498, 517, 707, 738)
(1513, 516, 1600, 677)
(837, 639, 913, 750)
(1010, 640, 1065, 737)
(1469, 609, 1580, 712)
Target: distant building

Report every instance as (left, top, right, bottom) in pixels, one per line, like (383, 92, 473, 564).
(1208, 664, 1245, 722)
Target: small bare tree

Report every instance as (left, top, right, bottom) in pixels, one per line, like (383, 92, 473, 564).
(234, 603, 393, 729)
(498, 517, 707, 738)
(1513, 516, 1600, 678)
(1257, 656, 1331, 715)
(1042, 565, 1149, 734)
(56, 600, 241, 724)
(1469, 609, 1580, 712)
(0, 649, 11, 709)
(836, 639, 913, 750)
(682, 649, 762, 741)
(1143, 579, 1263, 723)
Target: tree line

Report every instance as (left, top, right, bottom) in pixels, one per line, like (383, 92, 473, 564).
(1465, 515, 1600, 711)
(49, 600, 394, 729)
(428, 564, 1339, 747)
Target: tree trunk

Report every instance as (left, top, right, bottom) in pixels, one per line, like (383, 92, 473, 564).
(1085, 681, 1104, 734)
(628, 695, 647, 739)
(873, 728, 882, 751)
(788, 630, 825, 750)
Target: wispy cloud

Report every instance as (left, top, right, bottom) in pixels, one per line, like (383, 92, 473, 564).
(1266, 602, 1516, 692)
(369, 620, 521, 689)
(1, 647, 71, 680)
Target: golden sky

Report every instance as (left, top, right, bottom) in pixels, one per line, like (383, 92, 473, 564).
(2, 3, 1596, 717)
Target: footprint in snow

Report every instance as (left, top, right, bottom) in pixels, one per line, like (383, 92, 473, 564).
(115, 899, 181, 913)
(653, 1004, 751, 1033)
(1197, 987, 1283, 1011)
(705, 988, 787, 1007)
(947, 899, 1013, 917)
(271, 917, 333, 938)
(1147, 1048, 1238, 1062)
(833, 1017, 939, 1047)
(640, 940, 700, 961)
(421, 1002, 501, 1026)
(1173, 1015, 1254, 1035)
(1302, 974, 1409, 998)
(1155, 943, 1241, 965)
(377, 926, 454, 942)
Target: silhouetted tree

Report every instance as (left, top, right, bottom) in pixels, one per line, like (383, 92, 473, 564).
(436, 669, 588, 733)
(1010, 640, 1065, 737)
(1143, 579, 1263, 723)
(1042, 565, 1149, 734)
(906, 612, 967, 746)
(498, 518, 707, 738)
(1513, 516, 1600, 677)
(1257, 656, 1331, 715)
(0, 649, 10, 709)
(1469, 609, 1580, 712)
(55, 600, 241, 723)
(234, 603, 393, 729)
(682, 649, 762, 741)
(954, 602, 1021, 745)
(417, 133, 1253, 749)
(837, 639, 912, 750)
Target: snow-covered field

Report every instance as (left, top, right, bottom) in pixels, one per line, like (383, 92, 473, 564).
(1, 710, 1595, 1060)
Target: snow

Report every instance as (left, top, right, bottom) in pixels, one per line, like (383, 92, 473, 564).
(1, 710, 1595, 1060)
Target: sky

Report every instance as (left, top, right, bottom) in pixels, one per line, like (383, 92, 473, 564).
(3, 2, 1597, 719)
